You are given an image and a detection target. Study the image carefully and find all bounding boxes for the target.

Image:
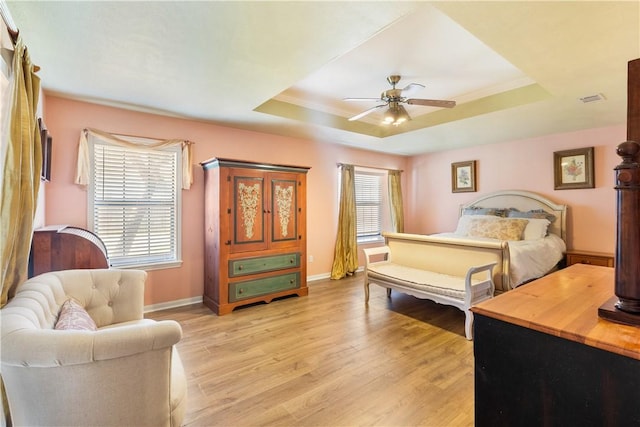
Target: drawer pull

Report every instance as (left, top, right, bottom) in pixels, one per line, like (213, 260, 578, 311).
(238, 288, 244, 294)
(238, 265, 243, 270)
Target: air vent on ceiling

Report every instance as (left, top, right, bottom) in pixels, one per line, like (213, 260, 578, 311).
(579, 93, 606, 103)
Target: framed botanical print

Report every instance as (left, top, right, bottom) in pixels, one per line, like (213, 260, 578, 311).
(554, 147, 594, 190)
(451, 160, 476, 193)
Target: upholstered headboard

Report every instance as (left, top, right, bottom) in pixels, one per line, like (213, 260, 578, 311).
(459, 190, 567, 241)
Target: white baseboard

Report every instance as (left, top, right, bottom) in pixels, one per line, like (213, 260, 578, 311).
(144, 296, 203, 313)
(307, 272, 331, 282)
(307, 268, 363, 283)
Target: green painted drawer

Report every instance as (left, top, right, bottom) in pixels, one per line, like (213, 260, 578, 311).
(229, 252, 300, 277)
(229, 272, 300, 302)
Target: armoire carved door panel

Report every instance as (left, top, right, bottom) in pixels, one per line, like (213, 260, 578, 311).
(231, 169, 267, 253)
(269, 173, 299, 249)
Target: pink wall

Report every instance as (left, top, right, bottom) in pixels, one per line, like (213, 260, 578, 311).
(406, 124, 626, 253)
(43, 94, 626, 305)
(42, 95, 408, 305)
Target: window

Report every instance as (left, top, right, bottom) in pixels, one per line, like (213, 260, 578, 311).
(355, 171, 382, 240)
(88, 137, 182, 269)
(337, 167, 390, 243)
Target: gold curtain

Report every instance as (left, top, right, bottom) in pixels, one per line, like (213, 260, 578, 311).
(388, 170, 404, 233)
(75, 128, 194, 190)
(330, 164, 359, 280)
(0, 36, 41, 307)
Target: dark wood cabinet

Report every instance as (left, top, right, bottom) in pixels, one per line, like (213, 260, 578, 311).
(472, 265, 640, 426)
(201, 158, 310, 315)
(566, 249, 614, 267)
(29, 225, 109, 277)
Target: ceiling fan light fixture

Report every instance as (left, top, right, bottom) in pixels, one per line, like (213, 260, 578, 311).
(383, 104, 410, 126)
(383, 111, 396, 124)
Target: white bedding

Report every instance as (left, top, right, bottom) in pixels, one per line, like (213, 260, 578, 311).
(431, 232, 566, 287)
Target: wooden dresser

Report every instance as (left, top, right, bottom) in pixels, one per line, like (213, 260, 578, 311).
(472, 264, 640, 426)
(201, 158, 310, 315)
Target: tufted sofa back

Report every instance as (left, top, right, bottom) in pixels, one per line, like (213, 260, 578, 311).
(0, 269, 186, 426)
(4, 269, 146, 329)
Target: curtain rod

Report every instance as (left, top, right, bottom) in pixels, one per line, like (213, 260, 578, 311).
(0, 1, 19, 44)
(336, 162, 403, 173)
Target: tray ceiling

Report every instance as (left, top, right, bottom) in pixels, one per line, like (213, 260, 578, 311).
(6, 1, 639, 155)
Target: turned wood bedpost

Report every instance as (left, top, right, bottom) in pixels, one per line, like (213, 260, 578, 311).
(616, 58, 640, 311)
(613, 141, 640, 312)
(600, 58, 640, 323)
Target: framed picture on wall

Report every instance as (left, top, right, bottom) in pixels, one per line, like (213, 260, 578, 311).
(554, 147, 594, 190)
(451, 160, 477, 193)
(38, 118, 52, 182)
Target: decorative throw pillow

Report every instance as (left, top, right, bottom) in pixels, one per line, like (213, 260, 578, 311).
(55, 299, 97, 331)
(506, 208, 556, 223)
(461, 207, 505, 217)
(523, 218, 551, 240)
(466, 217, 529, 241)
(454, 214, 500, 235)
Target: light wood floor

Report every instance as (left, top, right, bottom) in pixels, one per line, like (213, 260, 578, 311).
(148, 273, 475, 427)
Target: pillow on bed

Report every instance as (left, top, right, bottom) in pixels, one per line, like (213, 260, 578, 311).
(505, 208, 556, 223)
(465, 217, 529, 241)
(454, 214, 499, 235)
(461, 207, 505, 217)
(523, 218, 551, 240)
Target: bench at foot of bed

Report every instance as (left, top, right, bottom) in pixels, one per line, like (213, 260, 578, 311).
(363, 244, 496, 340)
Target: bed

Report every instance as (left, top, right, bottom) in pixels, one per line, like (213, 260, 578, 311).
(430, 189, 567, 293)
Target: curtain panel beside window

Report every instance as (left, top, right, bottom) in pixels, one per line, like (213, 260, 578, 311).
(1, 36, 41, 307)
(330, 164, 359, 280)
(388, 170, 404, 233)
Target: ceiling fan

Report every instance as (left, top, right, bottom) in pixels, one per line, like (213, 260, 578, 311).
(344, 75, 456, 125)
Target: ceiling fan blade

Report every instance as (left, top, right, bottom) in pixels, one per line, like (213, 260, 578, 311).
(400, 83, 425, 97)
(348, 104, 386, 121)
(406, 98, 456, 108)
(343, 97, 382, 102)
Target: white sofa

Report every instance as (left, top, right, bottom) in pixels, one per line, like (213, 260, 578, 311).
(0, 269, 187, 426)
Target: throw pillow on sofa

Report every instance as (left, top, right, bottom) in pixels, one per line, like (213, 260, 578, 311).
(55, 299, 97, 331)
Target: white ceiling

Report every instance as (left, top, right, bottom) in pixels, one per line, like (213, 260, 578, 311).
(6, 1, 640, 156)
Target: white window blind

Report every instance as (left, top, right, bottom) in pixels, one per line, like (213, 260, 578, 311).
(90, 141, 181, 268)
(355, 170, 383, 240)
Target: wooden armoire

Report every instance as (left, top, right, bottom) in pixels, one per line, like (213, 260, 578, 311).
(201, 158, 310, 315)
